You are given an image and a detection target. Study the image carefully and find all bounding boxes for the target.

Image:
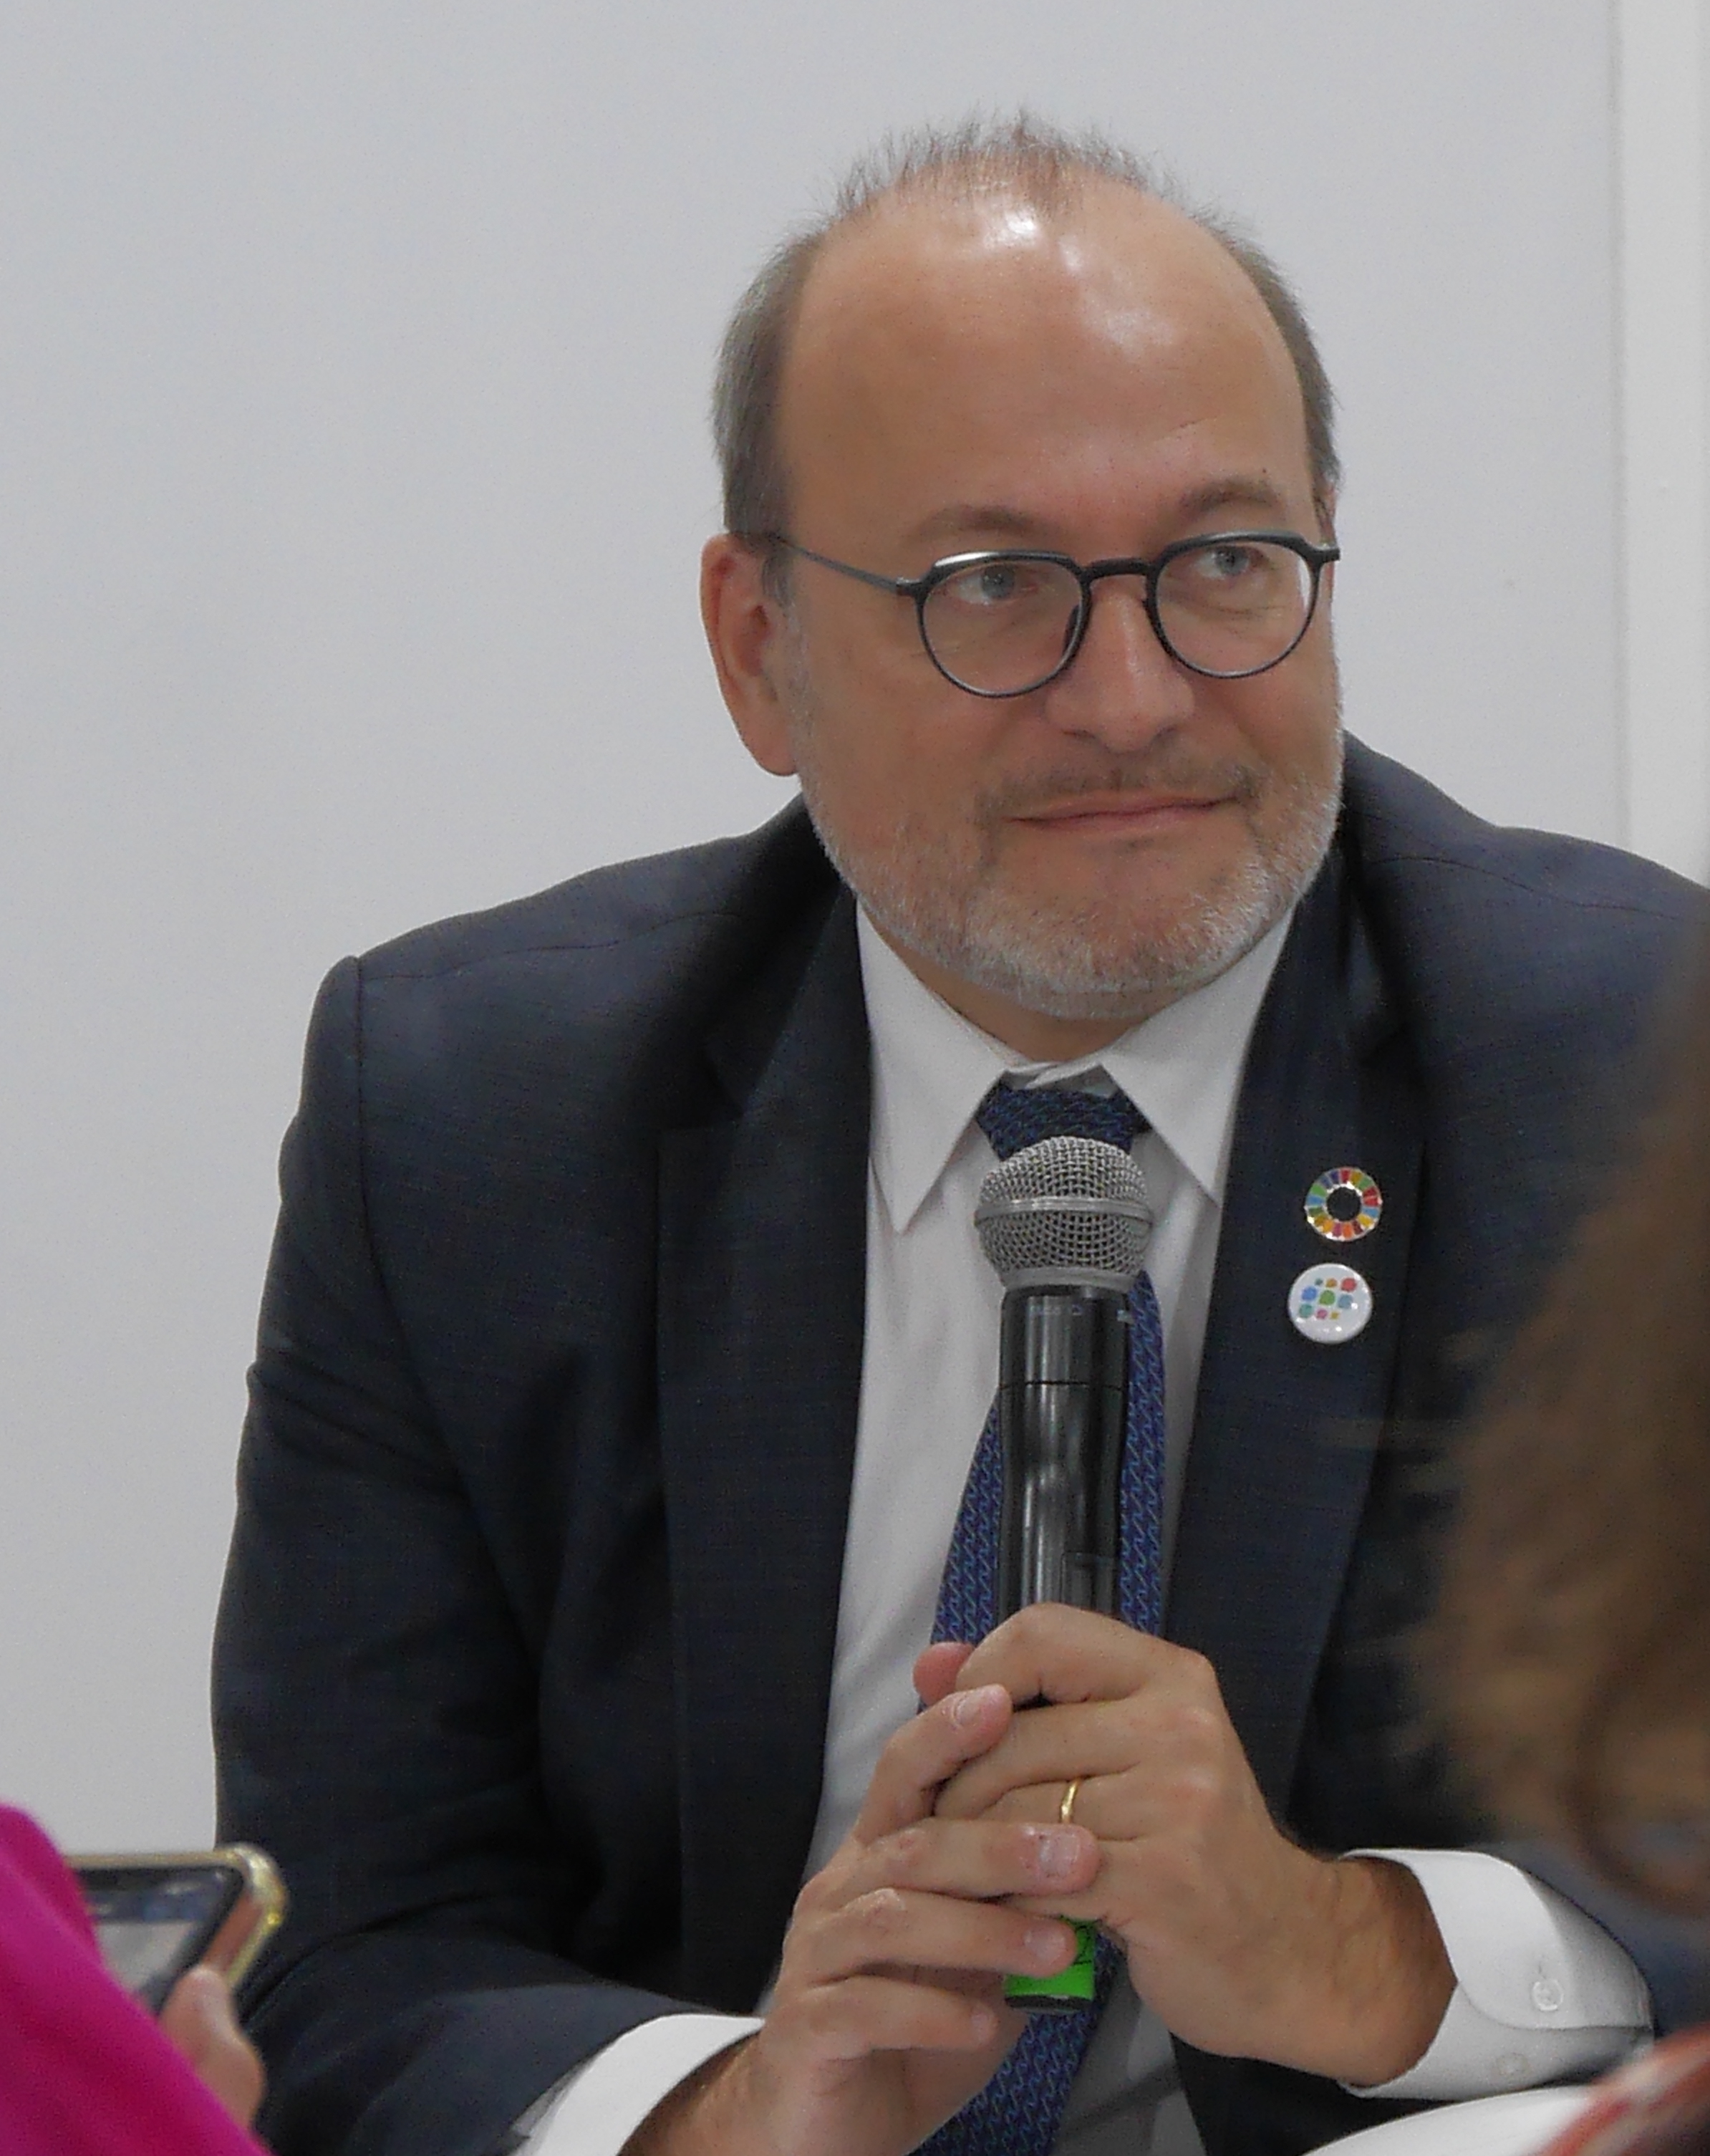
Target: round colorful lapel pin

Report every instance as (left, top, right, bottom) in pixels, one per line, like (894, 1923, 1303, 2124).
(1304, 1166, 1383, 1242)
(1288, 1264, 1373, 1344)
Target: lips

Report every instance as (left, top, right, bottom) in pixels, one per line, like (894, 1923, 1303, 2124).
(1013, 792, 1229, 827)
(977, 754, 1262, 830)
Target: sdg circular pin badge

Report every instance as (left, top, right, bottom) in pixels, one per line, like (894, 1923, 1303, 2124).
(1304, 1166, 1383, 1242)
(1289, 1264, 1373, 1344)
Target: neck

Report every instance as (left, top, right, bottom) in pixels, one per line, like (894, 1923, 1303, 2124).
(871, 923, 1183, 1061)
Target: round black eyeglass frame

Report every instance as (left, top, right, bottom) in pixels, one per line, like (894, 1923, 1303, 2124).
(761, 529, 1341, 695)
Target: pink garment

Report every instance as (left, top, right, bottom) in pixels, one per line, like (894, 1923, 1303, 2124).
(0, 1805, 265, 2155)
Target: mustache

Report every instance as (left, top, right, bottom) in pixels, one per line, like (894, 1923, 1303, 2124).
(975, 746, 1266, 819)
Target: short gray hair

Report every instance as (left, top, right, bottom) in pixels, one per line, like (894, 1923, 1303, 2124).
(712, 115, 1339, 572)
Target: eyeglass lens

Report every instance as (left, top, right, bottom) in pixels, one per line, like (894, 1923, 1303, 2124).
(920, 539, 1318, 693)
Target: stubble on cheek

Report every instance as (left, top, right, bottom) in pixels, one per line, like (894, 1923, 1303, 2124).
(778, 627, 1342, 1019)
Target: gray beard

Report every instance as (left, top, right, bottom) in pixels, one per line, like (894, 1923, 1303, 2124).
(791, 709, 1342, 1024)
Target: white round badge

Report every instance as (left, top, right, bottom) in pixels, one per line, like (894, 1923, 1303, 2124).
(1288, 1264, 1373, 1344)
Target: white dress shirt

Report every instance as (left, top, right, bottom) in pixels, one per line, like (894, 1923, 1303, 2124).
(521, 908, 1648, 2155)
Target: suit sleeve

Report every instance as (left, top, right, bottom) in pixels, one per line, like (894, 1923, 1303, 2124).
(213, 959, 692, 2156)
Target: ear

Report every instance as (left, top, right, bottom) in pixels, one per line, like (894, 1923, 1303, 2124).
(700, 534, 800, 777)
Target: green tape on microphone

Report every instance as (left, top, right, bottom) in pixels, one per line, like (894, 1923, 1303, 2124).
(1004, 1919, 1098, 2011)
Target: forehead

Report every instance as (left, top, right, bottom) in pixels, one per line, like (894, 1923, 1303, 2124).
(776, 181, 1313, 542)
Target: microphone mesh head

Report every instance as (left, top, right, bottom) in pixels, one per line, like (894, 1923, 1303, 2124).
(975, 1135, 1152, 1290)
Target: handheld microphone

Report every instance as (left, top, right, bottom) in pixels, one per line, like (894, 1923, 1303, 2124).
(975, 1133, 1152, 1621)
(973, 1131, 1152, 2009)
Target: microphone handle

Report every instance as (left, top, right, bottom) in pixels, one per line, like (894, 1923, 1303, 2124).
(993, 1281, 1128, 2013)
(996, 1283, 1128, 1621)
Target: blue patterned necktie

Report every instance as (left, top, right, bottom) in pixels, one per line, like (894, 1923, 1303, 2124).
(918, 1079, 1168, 2156)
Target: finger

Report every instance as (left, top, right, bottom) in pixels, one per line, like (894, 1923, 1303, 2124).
(844, 1815, 1100, 1907)
(955, 1604, 1191, 1708)
(779, 1971, 1008, 2061)
(791, 1882, 1084, 1990)
(851, 1683, 1013, 1844)
(934, 1698, 1170, 1821)
(914, 1640, 975, 1708)
(160, 1966, 266, 2128)
(970, 1763, 1225, 1842)
(1002, 1886, 1114, 1925)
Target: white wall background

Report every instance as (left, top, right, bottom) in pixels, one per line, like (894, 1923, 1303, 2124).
(1618, 0, 1710, 874)
(1, 1, 1704, 1849)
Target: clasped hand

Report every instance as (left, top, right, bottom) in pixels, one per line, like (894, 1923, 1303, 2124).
(632, 1606, 1450, 2156)
(923, 1607, 1451, 2084)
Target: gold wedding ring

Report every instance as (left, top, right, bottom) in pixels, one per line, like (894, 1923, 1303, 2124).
(1058, 1776, 1083, 1826)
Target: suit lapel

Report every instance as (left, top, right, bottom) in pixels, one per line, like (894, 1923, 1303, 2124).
(655, 890, 870, 2010)
(654, 841, 1421, 1989)
(1167, 851, 1424, 1812)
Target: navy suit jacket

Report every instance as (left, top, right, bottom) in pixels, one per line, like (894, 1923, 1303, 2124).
(215, 740, 1704, 2156)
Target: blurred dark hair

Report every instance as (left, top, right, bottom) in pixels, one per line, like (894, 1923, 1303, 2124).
(711, 112, 1339, 589)
(1434, 950, 1710, 1910)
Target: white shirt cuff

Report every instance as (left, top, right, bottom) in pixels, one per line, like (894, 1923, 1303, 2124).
(515, 2012, 760, 2155)
(1345, 1849, 1652, 2100)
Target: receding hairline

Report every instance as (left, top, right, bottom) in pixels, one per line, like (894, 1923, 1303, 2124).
(791, 171, 1289, 377)
(829, 145, 1196, 250)
(712, 118, 1340, 566)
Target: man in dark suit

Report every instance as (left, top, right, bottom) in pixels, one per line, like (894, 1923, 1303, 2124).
(214, 122, 1702, 2156)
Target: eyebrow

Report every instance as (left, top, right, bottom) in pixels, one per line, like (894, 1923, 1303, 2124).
(908, 504, 1046, 547)
(1173, 475, 1294, 521)
(906, 474, 1298, 553)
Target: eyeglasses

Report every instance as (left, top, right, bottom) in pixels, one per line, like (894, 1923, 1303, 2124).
(763, 529, 1341, 698)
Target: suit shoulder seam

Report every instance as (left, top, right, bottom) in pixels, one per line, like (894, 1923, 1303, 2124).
(361, 905, 752, 984)
(1361, 844, 1694, 922)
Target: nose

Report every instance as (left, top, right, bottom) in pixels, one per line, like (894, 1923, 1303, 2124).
(1041, 572, 1197, 749)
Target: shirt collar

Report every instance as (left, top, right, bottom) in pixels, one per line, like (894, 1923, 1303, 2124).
(859, 908, 1293, 1232)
